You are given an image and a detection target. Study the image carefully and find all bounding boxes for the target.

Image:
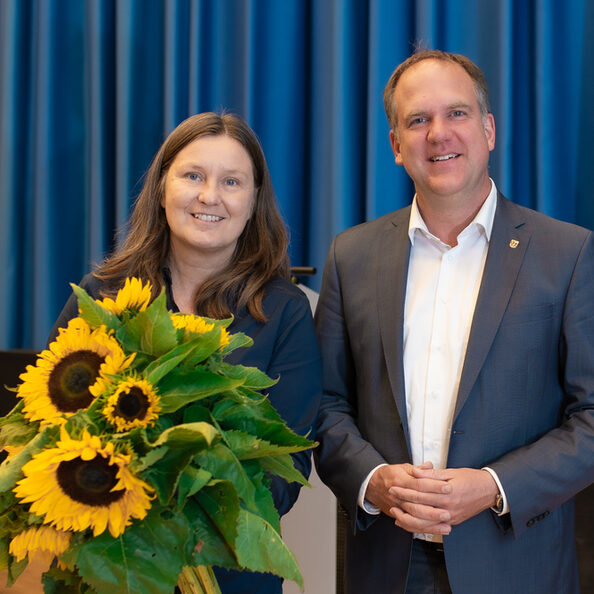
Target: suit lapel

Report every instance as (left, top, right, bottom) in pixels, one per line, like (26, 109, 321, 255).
(453, 194, 531, 419)
(377, 207, 412, 440)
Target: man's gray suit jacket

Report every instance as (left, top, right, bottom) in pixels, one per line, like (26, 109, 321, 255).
(314, 193, 594, 593)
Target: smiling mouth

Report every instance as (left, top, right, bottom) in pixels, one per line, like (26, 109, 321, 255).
(430, 153, 459, 162)
(192, 214, 223, 222)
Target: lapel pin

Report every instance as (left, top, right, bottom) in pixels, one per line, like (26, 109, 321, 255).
(509, 239, 519, 248)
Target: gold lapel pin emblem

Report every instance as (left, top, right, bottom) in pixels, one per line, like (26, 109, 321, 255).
(509, 239, 519, 248)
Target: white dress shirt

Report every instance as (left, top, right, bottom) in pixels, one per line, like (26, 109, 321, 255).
(359, 181, 508, 531)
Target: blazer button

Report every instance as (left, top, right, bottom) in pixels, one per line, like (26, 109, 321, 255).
(527, 519, 535, 527)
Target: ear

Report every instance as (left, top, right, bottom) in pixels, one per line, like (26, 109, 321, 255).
(389, 129, 404, 166)
(484, 113, 496, 151)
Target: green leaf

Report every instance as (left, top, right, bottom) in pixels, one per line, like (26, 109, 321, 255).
(217, 363, 278, 389)
(157, 369, 244, 413)
(184, 497, 238, 570)
(0, 427, 58, 492)
(71, 283, 120, 331)
(144, 449, 193, 505)
(1, 555, 27, 587)
(144, 328, 225, 386)
(224, 429, 314, 460)
(182, 328, 228, 366)
(142, 423, 219, 503)
(117, 291, 177, 356)
(182, 403, 211, 424)
(215, 399, 315, 449)
(0, 400, 25, 425)
(200, 316, 234, 329)
(249, 465, 280, 532)
(177, 466, 212, 507)
(144, 341, 204, 386)
(134, 445, 168, 472)
(218, 331, 253, 357)
(69, 506, 194, 594)
(195, 444, 256, 509)
(150, 422, 219, 450)
(0, 536, 8, 571)
(42, 567, 91, 594)
(235, 508, 303, 588)
(259, 454, 311, 487)
(194, 480, 240, 562)
(0, 416, 38, 448)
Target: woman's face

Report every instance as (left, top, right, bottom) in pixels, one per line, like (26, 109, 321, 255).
(162, 135, 255, 266)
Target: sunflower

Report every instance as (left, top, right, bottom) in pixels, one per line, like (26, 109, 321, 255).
(17, 318, 133, 425)
(14, 428, 154, 538)
(103, 376, 161, 432)
(97, 277, 152, 315)
(171, 313, 230, 349)
(9, 526, 71, 568)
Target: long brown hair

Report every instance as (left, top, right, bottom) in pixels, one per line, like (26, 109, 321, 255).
(94, 112, 290, 321)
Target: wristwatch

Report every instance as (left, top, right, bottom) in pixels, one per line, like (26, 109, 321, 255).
(493, 492, 504, 514)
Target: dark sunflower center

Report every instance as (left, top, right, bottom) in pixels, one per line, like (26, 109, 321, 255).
(57, 455, 123, 506)
(115, 387, 149, 421)
(48, 350, 104, 412)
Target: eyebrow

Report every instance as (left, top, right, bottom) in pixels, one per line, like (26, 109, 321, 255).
(174, 162, 251, 177)
(403, 102, 475, 122)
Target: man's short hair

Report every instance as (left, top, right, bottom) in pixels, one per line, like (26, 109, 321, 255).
(383, 50, 491, 134)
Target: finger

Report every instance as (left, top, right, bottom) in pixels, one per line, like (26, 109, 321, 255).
(389, 486, 451, 512)
(398, 500, 451, 522)
(391, 507, 452, 535)
(416, 461, 434, 470)
(391, 475, 451, 496)
(411, 468, 454, 489)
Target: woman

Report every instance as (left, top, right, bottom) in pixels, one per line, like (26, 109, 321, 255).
(51, 112, 322, 593)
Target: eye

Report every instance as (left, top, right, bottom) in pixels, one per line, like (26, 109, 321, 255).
(224, 178, 238, 187)
(186, 172, 201, 181)
(451, 110, 466, 118)
(408, 117, 427, 128)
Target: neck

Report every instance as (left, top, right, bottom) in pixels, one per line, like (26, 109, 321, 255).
(416, 184, 491, 247)
(167, 245, 229, 314)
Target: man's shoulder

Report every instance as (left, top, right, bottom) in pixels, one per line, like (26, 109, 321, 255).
(333, 206, 411, 244)
(497, 194, 592, 243)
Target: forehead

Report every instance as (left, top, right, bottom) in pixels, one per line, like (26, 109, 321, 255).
(394, 59, 478, 117)
(173, 134, 253, 171)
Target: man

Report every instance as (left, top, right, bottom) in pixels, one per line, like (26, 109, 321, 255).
(314, 50, 594, 593)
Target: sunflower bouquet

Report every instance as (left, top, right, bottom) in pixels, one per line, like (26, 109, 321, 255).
(0, 278, 315, 593)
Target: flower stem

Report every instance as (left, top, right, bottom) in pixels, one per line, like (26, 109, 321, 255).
(177, 565, 222, 594)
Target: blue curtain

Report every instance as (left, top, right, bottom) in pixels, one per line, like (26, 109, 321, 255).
(1, 0, 592, 349)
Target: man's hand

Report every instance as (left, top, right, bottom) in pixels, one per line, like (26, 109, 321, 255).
(389, 467, 499, 528)
(366, 462, 453, 535)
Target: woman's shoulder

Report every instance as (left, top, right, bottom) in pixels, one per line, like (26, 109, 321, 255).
(76, 272, 108, 298)
(261, 277, 315, 313)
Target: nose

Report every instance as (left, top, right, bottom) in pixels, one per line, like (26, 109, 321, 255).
(426, 117, 451, 143)
(198, 180, 219, 205)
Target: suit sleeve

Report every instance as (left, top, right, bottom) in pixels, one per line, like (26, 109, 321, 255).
(313, 238, 389, 527)
(489, 231, 594, 538)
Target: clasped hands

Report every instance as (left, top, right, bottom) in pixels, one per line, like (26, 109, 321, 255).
(366, 462, 499, 535)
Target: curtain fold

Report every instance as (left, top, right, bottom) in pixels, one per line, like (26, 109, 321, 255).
(1, 0, 592, 349)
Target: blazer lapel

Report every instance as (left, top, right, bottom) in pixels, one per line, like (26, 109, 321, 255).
(377, 207, 412, 440)
(453, 194, 531, 419)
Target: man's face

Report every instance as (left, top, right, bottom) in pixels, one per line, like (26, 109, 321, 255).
(389, 59, 495, 207)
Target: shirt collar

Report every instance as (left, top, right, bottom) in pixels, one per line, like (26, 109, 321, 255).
(408, 179, 498, 245)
